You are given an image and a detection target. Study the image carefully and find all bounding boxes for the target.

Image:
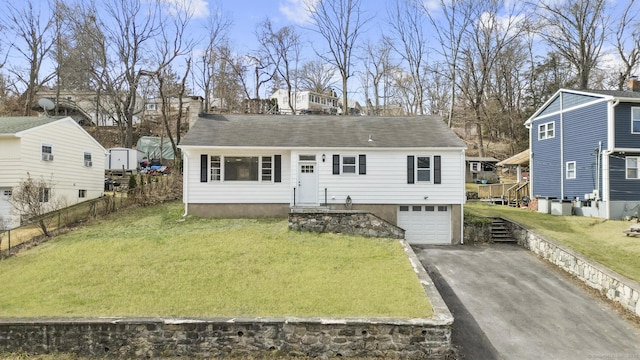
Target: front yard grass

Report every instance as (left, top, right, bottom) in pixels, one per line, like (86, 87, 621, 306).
(0, 202, 432, 319)
(466, 202, 640, 283)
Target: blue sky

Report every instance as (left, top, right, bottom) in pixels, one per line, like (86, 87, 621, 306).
(186, 0, 393, 58)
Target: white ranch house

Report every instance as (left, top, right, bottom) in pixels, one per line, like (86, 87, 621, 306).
(0, 116, 106, 229)
(179, 115, 467, 245)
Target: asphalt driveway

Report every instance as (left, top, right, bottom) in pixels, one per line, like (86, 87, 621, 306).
(414, 244, 640, 360)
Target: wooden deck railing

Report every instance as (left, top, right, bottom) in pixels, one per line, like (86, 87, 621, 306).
(477, 182, 530, 206)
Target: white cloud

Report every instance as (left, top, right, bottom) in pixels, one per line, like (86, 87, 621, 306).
(279, 0, 318, 25)
(162, 0, 210, 19)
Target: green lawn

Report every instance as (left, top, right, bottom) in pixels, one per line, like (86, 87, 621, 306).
(466, 202, 640, 283)
(0, 202, 432, 319)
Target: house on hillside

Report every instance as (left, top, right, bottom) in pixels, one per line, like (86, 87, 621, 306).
(0, 116, 106, 229)
(178, 114, 467, 245)
(270, 89, 339, 115)
(465, 156, 499, 183)
(526, 78, 640, 219)
(36, 89, 143, 127)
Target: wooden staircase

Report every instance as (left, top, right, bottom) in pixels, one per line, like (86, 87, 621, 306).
(491, 218, 517, 244)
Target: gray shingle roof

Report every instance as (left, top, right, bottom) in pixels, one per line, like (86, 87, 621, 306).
(0, 116, 62, 135)
(578, 89, 640, 99)
(179, 114, 466, 149)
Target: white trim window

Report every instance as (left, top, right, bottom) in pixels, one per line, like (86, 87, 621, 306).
(417, 156, 431, 182)
(342, 155, 356, 174)
(261, 156, 273, 182)
(565, 161, 576, 179)
(145, 103, 158, 111)
(538, 122, 555, 140)
(84, 152, 92, 167)
(39, 188, 50, 203)
(41, 144, 53, 161)
(632, 107, 640, 133)
(210, 156, 221, 181)
(626, 157, 640, 179)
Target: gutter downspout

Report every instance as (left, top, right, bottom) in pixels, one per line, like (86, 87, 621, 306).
(461, 149, 465, 245)
(560, 93, 565, 200)
(525, 122, 532, 198)
(182, 151, 189, 217)
(603, 99, 620, 219)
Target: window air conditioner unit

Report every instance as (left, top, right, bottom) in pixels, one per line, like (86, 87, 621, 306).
(85, 161, 92, 167)
(42, 153, 54, 161)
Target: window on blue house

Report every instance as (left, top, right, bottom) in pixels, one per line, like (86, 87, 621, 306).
(565, 161, 576, 179)
(538, 122, 555, 140)
(632, 108, 640, 133)
(626, 157, 640, 179)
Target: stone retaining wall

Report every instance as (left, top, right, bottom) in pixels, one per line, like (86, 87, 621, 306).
(498, 219, 640, 318)
(289, 210, 405, 239)
(0, 241, 453, 359)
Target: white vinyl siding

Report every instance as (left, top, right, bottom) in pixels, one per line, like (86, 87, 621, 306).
(183, 148, 465, 206)
(10, 119, 106, 210)
(186, 149, 291, 203)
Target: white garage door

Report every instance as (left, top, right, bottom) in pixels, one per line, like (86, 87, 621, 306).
(398, 205, 451, 245)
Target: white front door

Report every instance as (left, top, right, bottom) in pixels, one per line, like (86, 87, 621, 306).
(298, 162, 318, 205)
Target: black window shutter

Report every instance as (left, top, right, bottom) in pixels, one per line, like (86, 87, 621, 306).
(333, 155, 340, 175)
(200, 155, 208, 182)
(434, 155, 441, 184)
(359, 154, 366, 175)
(274, 155, 282, 183)
(407, 156, 415, 184)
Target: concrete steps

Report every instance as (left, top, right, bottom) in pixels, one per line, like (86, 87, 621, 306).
(491, 218, 517, 244)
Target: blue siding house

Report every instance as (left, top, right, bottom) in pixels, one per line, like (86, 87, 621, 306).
(526, 80, 640, 219)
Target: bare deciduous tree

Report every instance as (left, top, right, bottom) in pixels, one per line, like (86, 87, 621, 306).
(2, 0, 56, 116)
(458, 0, 529, 157)
(358, 38, 393, 116)
(424, 0, 475, 127)
(306, 0, 371, 115)
(10, 173, 58, 237)
(297, 59, 336, 93)
(534, 0, 608, 89)
(388, 0, 429, 115)
(612, 0, 640, 90)
(256, 19, 301, 114)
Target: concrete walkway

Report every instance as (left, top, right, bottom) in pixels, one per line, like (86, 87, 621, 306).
(414, 244, 640, 360)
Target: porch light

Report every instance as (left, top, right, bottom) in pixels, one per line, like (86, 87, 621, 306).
(322, 154, 326, 162)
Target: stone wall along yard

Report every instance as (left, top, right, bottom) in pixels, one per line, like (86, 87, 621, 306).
(289, 210, 405, 239)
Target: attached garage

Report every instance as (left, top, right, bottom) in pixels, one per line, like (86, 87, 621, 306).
(398, 205, 451, 245)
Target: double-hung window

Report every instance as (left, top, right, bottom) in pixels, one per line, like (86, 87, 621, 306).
(210, 156, 221, 181)
(407, 155, 441, 184)
(342, 156, 356, 173)
(332, 154, 366, 175)
(538, 122, 555, 140)
(626, 157, 640, 179)
(417, 157, 431, 182)
(261, 156, 273, 181)
(42, 145, 53, 161)
(632, 107, 640, 133)
(84, 152, 92, 167)
(565, 161, 576, 179)
(39, 188, 50, 203)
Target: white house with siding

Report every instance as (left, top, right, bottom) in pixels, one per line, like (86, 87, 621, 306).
(178, 114, 467, 245)
(0, 116, 107, 229)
